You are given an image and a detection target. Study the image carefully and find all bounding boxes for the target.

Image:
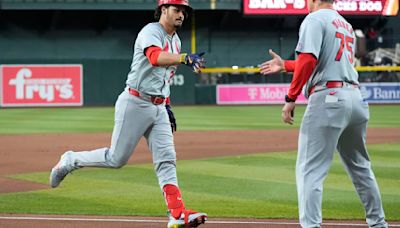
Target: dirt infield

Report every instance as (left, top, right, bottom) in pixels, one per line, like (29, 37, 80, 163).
(1, 128, 399, 227)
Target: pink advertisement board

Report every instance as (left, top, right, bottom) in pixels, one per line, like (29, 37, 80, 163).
(217, 84, 308, 105)
(1, 64, 83, 107)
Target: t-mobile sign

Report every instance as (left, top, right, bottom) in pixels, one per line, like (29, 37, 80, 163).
(217, 84, 308, 105)
(1, 65, 83, 107)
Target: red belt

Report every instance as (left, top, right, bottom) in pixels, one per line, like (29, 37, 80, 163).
(309, 81, 359, 95)
(128, 88, 165, 105)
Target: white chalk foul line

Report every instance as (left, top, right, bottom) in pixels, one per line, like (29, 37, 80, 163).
(0, 216, 165, 223)
(0, 216, 399, 227)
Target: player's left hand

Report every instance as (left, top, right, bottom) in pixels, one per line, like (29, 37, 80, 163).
(260, 49, 284, 75)
(181, 52, 206, 73)
(282, 102, 296, 125)
(166, 104, 177, 132)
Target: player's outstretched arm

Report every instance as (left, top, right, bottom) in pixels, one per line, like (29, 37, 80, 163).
(260, 49, 285, 75)
(155, 51, 183, 66)
(145, 46, 183, 67)
(146, 47, 206, 73)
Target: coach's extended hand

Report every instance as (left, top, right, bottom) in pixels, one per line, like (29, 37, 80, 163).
(260, 49, 284, 75)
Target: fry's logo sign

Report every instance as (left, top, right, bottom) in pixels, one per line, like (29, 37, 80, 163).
(1, 65, 83, 107)
(10, 69, 74, 101)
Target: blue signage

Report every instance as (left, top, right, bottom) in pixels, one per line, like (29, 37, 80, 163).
(360, 83, 400, 103)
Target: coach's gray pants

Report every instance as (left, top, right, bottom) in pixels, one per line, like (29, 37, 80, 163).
(297, 88, 387, 228)
(66, 88, 178, 188)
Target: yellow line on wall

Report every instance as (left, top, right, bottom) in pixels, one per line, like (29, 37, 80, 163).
(210, 0, 216, 10)
(356, 66, 400, 72)
(191, 14, 196, 53)
(202, 68, 260, 73)
(201, 66, 400, 74)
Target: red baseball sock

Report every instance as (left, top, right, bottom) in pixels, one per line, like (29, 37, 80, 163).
(163, 184, 185, 219)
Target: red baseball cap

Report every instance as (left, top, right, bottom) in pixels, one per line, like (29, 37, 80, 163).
(158, 0, 192, 10)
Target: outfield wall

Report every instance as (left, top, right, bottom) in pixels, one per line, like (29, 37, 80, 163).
(0, 60, 197, 107)
(1, 11, 399, 106)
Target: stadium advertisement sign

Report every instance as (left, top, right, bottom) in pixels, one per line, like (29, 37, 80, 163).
(216, 84, 308, 105)
(217, 83, 400, 104)
(360, 83, 400, 103)
(244, 0, 399, 16)
(0, 64, 83, 107)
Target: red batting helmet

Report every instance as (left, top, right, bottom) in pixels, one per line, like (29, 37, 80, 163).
(158, 0, 192, 10)
(155, 0, 192, 20)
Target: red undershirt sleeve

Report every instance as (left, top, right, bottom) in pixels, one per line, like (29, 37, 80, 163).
(284, 60, 296, 72)
(145, 46, 162, 66)
(145, 46, 172, 103)
(145, 46, 171, 103)
(287, 53, 317, 101)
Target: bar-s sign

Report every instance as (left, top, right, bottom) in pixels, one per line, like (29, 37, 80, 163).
(244, 0, 308, 15)
(1, 65, 83, 107)
(244, 0, 398, 16)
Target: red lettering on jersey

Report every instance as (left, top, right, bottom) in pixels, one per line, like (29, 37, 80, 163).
(163, 41, 170, 52)
(175, 41, 180, 54)
(332, 19, 339, 29)
(331, 18, 353, 35)
(335, 31, 354, 64)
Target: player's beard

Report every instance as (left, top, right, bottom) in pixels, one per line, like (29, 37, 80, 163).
(174, 19, 183, 29)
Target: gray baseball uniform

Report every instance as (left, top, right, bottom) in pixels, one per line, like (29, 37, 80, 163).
(62, 22, 181, 189)
(295, 9, 387, 228)
(127, 22, 180, 97)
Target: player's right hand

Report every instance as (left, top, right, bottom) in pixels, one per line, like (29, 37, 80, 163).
(282, 102, 296, 125)
(180, 52, 206, 73)
(260, 49, 284, 75)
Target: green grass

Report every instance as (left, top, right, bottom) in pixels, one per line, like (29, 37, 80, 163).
(0, 107, 114, 134)
(0, 105, 399, 220)
(1, 143, 399, 220)
(0, 105, 399, 134)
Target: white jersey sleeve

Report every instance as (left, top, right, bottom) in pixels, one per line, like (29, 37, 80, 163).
(295, 18, 324, 59)
(137, 24, 164, 50)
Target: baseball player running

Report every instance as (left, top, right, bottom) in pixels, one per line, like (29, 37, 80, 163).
(49, 0, 207, 227)
(260, 0, 387, 227)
